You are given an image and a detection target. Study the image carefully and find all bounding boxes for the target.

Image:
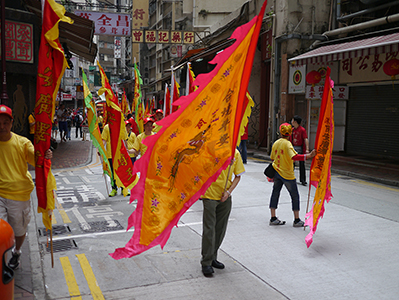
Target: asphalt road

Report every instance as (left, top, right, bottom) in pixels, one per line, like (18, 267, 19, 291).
(29, 151, 399, 300)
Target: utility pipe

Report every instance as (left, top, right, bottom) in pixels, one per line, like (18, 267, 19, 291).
(337, 0, 399, 22)
(311, 13, 399, 49)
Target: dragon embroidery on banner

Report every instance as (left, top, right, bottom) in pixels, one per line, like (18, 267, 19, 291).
(168, 124, 212, 191)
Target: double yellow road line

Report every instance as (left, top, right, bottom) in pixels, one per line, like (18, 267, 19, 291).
(60, 254, 105, 300)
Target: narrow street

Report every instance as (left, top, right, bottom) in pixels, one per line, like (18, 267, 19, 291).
(21, 139, 399, 300)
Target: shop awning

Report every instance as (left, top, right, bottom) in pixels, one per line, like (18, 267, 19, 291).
(24, 0, 97, 63)
(288, 32, 399, 65)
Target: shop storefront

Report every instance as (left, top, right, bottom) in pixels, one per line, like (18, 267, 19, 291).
(289, 32, 399, 160)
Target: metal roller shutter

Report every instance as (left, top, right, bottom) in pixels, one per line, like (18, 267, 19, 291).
(346, 84, 399, 159)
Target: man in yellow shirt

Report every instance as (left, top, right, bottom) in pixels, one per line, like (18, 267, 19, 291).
(269, 123, 316, 227)
(0, 105, 52, 270)
(133, 117, 155, 157)
(200, 149, 245, 277)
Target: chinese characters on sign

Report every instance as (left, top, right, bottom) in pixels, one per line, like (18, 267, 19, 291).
(75, 11, 130, 36)
(339, 52, 399, 83)
(306, 85, 349, 100)
(132, 30, 195, 44)
(0, 20, 33, 63)
(132, 0, 149, 29)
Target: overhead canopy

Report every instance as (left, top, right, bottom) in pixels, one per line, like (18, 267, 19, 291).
(289, 32, 399, 65)
(24, 0, 97, 63)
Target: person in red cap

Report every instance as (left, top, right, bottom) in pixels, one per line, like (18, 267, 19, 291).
(268, 123, 316, 227)
(152, 109, 164, 133)
(132, 117, 155, 157)
(0, 105, 52, 270)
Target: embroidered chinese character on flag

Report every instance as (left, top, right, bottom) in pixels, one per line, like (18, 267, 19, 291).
(110, 0, 267, 259)
(305, 67, 335, 247)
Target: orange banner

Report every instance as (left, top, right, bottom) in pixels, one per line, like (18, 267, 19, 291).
(111, 0, 267, 259)
(305, 67, 335, 247)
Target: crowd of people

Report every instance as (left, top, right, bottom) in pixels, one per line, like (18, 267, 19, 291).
(51, 104, 86, 143)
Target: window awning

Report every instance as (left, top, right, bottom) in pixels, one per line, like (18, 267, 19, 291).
(24, 0, 97, 63)
(288, 32, 399, 66)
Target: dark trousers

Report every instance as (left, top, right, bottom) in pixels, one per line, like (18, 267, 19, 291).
(201, 197, 232, 266)
(294, 146, 306, 183)
(108, 158, 117, 190)
(76, 125, 82, 138)
(238, 139, 247, 163)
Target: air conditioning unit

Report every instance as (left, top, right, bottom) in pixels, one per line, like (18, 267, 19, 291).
(144, 78, 149, 85)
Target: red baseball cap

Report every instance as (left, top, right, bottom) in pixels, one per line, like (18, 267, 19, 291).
(143, 117, 154, 125)
(128, 117, 136, 126)
(155, 109, 163, 115)
(0, 105, 13, 119)
(125, 120, 130, 125)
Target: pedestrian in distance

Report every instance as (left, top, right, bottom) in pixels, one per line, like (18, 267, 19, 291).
(269, 123, 316, 227)
(200, 149, 245, 277)
(75, 113, 83, 138)
(291, 115, 310, 186)
(57, 103, 68, 142)
(51, 115, 58, 140)
(0, 105, 53, 270)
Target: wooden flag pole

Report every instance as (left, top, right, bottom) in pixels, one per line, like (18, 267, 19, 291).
(49, 214, 54, 268)
(222, 159, 234, 198)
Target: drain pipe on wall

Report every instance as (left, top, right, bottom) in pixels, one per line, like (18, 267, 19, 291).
(311, 13, 399, 49)
(272, 34, 327, 145)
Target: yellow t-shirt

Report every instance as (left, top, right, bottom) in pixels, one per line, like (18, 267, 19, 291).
(126, 132, 137, 158)
(202, 149, 245, 200)
(101, 124, 112, 159)
(28, 114, 35, 134)
(0, 133, 35, 201)
(101, 124, 128, 159)
(152, 122, 162, 133)
(134, 132, 155, 157)
(270, 138, 297, 180)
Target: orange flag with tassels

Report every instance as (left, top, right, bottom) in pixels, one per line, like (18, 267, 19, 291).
(305, 67, 335, 247)
(110, 0, 267, 259)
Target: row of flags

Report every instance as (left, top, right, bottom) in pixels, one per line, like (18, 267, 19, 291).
(33, 0, 334, 265)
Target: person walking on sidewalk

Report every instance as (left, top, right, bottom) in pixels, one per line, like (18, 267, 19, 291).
(0, 105, 53, 270)
(291, 115, 309, 186)
(269, 123, 315, 227)
(200, 149, 245, 277)
(75, 112, 83, 138)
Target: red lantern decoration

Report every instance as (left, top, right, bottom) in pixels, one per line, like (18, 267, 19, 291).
(383, 58, 399, 80)
(306, 70, 321, 86)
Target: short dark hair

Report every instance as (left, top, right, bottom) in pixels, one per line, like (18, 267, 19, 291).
(293, 115, 302, 125)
